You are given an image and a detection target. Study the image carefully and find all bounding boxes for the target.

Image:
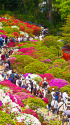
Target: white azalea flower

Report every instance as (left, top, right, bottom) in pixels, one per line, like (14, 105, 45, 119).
(16, 113, 41, 125)
(20, 31, 24, 35)
(11, 25, 19, 29)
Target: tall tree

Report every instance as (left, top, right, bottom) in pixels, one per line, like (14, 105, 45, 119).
(20, 0, 27, 14)
(61, 15, 70, 45)
(47, 0, 53, 23)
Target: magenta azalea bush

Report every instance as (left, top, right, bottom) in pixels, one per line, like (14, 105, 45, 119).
(9, 93, 24, 107)
(39, 73, 54, 81)
(0, 80, 30, 93)
(23, 109, 39, 119)
(49, 78, 69, 88)
(10, 57, 16, 63)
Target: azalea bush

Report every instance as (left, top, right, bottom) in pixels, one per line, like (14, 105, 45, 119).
(60, 84, 70, 95)
(24, 61, 48, 74)
(0, 110, 16, 125)
(39, 73, 54, 81)
(49, 78, 69, 88)
(0, 86, 41, 125)
(23, 109, 39, 119)
(46, 67, 63, 78)
(62, 70, 70, 83)
(0, 79, 30, 94)
(0, 15, 41, 37)
(10, 54, 35, 73)
(48, 86, 58, 92)
(22, 97, 47, 110)
(42, 36, 59, 48)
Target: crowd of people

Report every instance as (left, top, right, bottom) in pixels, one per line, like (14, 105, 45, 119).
(0, 34, 70, 124)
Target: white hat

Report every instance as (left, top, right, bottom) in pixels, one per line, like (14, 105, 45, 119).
(52, 88, 54, 90)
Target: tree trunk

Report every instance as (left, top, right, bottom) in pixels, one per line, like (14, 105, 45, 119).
(20, 0, 27, 14)
(48, 0, 53, 23)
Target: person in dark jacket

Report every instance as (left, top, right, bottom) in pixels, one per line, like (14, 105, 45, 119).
(45, 90, 52, 111)
(29, 80, 33, 94)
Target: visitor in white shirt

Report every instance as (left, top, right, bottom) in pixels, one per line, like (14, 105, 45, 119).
(51, 88, 55, 98)
(62, 90, 68, 110)
(62, 90, 68, 103)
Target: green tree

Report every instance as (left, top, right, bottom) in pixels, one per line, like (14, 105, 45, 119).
(54, 0, 70, 20)
(61, 15, 70, 45)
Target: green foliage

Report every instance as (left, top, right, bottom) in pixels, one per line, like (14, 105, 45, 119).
(22, 97, 46, 110)
(54, 0, 70, 20)
(53, 58, 65, 65)
(62, 70, 70, 83)
(3, 26, 20, 34)
(46, 119, 62, 125)
(0, 110, 16, 125)
(11, 55, 35, 73)
(61, 15, 70, 45)
(46, 67, 63, 78)
(42, 36, 60, 48)
(24, 60, 48, 74)
(48, 86, 58, 92)
(60, 84, 70, 95)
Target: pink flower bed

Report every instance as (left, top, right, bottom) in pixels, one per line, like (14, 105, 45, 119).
(0, 79, 30, 94)
(18, 47, 35, 53)
(9, 93, 24, 107)
(17, 43, 26, 47)
(7, 42, 15, 48)
(49, 78, 69, 88)
(14, 92, 33, 100)
(39, 73, 54, 81)
(23, 109, 39, 119)
(10, 57, 16, 63)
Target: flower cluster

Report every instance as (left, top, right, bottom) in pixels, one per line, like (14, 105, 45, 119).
(49, 78, 69, 88)
(0, 79, 30, 93)
(23, 109, 39, 119)
(0, 87, 41, 125)
(0, 15, 41, 37)
(39, 73, 54, 81)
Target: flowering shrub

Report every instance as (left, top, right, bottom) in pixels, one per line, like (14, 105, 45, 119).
(62, 70, 70, 83)
(9, 94, 24, 107)
(22, 97, 46, 110)
(10, 55, 35, 73)
(41, 59, 52, 63)
(7, 42, 15, 48)
(0, 110, 16, 125)
(0, 80, 30, 94)
(46, 67, 63, 78)
(18, 47, 35, 53)
(39, 73, 54, 81)
(0, 15, 41, 37)
(48, 86, 58, 92)
(23, 109, 39, 119)
(60, 84, 70, 95)
(10, 57, 16, 63)
(24, 61, 48, 74)
(49, 78, 69, 88)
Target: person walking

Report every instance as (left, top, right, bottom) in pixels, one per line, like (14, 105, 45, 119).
(45, 90, 52, 111)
